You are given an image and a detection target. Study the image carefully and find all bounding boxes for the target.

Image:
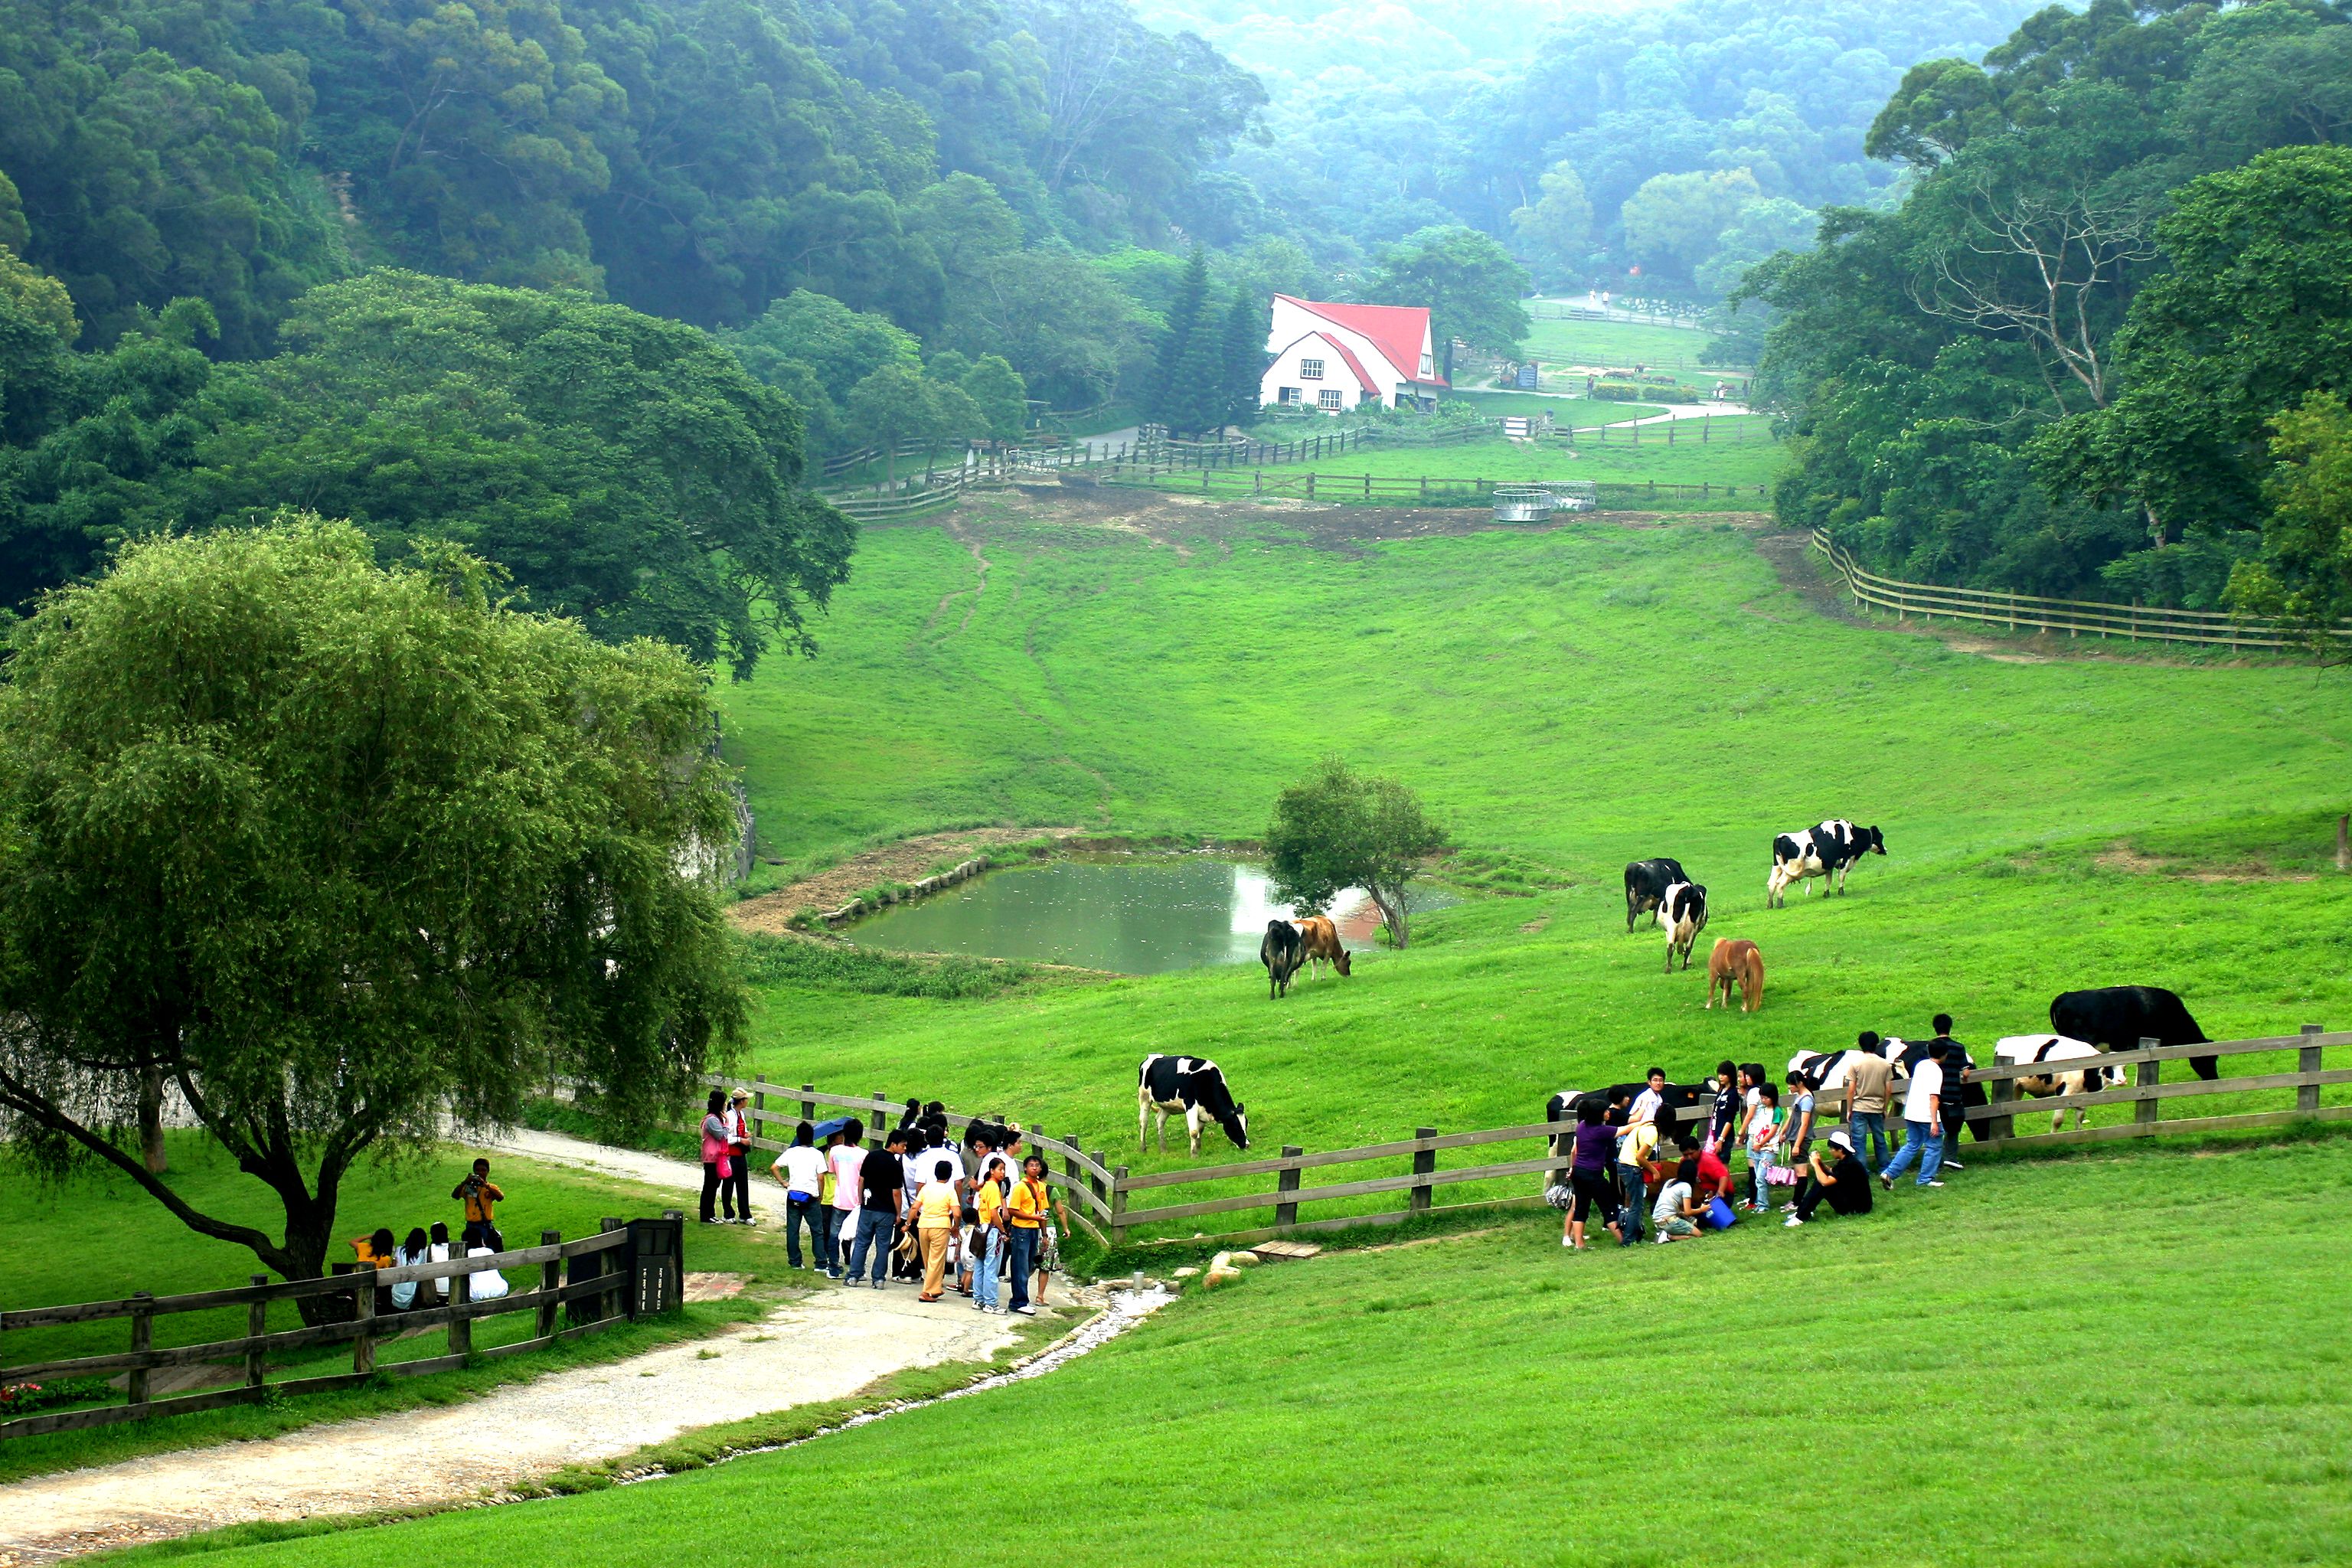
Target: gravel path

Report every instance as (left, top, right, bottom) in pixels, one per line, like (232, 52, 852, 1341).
(1, 1282, 1070, 1562)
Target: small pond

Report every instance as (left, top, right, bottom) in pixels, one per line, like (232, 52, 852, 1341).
(844, 854, 1458, 975)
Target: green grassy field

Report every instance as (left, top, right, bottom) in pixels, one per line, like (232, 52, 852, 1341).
(0, 1133, 801, 1482)
(152, 1135, 2352, 1568)
(1440, 388, 1663, 421)
(1237, 420, 1783, 490)
(1522, 312, 1743, 371)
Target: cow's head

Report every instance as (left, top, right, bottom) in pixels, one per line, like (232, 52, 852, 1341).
(1223, 1102, 1250, 1149)
(1333, 948, 1352, 977)
(1863, 825, 1886, 855)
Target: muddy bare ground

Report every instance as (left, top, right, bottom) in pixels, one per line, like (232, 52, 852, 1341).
(731, 827, 1086, 935)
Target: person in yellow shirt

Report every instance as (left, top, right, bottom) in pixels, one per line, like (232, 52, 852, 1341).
(1002, 1154, 1068, 1317)
(969, 1153, 1011, 1315)
(913, 1159, 959, 1300)
(451, 1158, 505, 1250)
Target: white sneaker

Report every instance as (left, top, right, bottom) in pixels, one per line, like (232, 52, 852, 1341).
(1561, 1236, 1575, 1248)
(1013, 1305, 1037, 1315)
(1783, 1216, 1805, 1227)
(1923, 1181, 1945, 1188)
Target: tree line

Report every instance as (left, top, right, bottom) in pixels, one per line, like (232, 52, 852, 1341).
(1744, 0, 2352, 645)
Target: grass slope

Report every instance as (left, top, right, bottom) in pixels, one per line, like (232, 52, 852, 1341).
(1521, 314, 1739, 370)
(158, 1136, 2352, 1568)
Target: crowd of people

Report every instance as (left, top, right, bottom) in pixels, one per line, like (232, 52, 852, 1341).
(1553, 1015, 1970, 1251)
(756, 1098, 1072, 1315)
(347, 1156, 516, 1311)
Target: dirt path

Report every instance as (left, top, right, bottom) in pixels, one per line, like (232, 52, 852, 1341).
(730, 827, 1086, 936)
(0, 1285, 1066, 1563)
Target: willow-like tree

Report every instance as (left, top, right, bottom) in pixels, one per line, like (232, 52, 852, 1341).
(0, 518, 747, 1300)
(1264, 758, 1448, 949)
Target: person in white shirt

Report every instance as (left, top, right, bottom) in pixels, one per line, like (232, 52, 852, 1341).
(1880, 1043, 1948, 1189)
(1744, 1083, 1780, 1210)
(824, 1123, 867, 1279)
(390, 1227, 431, 1310)
(1650, 1171, 1707, 1241)
(772, 1122, 830, 1270)
(1628, 1067, 1667, 1129)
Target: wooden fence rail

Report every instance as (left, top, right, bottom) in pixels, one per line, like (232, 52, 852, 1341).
(0, 1223, 663, 1441)
(1811, 531, 2349, 652)
(761, 1031, 2347, 1250)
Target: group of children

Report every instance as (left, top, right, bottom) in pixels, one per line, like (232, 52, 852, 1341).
(348, 1157, 515, 1308)
(768, 1102, 1071, 1315)
(1554, 1048, 1932, 1250)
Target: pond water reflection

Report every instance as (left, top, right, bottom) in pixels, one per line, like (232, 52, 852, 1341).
(844, 854, 1456, 975)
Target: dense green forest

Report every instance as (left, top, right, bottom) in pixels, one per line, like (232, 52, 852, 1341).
(1749, 0, 2352, 626)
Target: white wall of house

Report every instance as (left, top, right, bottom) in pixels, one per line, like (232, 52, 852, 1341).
(1260, 335, 1380, 412)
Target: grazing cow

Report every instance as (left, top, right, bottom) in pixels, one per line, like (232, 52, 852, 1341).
(1138, 1054, 1250, 1155)
(2050, 985, 2216, 1081)
(1259, 919, 1304, 999)
(1624, 858, 1689, 933)
(1786, 1047, 1878, 1095)
(1706, 939, 1764, 1012)
(1767, 820, 1886, 907)
(1994, 1035, 2121, 1131)
(1295, 915, 1351, 980)
(1656, 881, 1707, 972)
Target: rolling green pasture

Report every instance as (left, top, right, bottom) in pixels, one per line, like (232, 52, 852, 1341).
(155, 1135, 2352, 1568)
(1439, 388, 1661, 421)
(1522, 312, 1742, 371)
(1234, 421, 1784, 489)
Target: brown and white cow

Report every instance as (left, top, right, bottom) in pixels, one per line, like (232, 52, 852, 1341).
(1295, 915, 1352, 979)
(1994, 1034, 2121, 1131)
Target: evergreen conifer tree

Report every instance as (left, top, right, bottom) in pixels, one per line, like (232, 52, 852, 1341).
(1217, 288, 1265, 428)
(1167, 299, 1230, 437)
(1148, 247, 1210, 428)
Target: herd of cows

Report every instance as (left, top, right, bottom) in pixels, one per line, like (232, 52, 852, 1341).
(1138, 818, 2220, 1166)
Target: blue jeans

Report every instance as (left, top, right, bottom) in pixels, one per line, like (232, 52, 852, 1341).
(846, 1208, 896, 1282)
(1007, 1225, 1040, 1312)
(1616, 1165, 1648, 1243)
(973, 1227, 1004, 1310)
(1881, 1121, 1944, 1186)
(1749, 1149, 1775, 1208)
(784, 1195, 824, 1269)
(1848, 1112, 1889, 1168)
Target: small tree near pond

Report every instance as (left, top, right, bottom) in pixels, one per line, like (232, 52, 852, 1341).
(0, 518, 746, 1312)
(1265, 758, 1448, 949)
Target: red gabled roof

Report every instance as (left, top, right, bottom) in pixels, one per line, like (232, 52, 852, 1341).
(1310, 332, 1380, 397)
(1277, 295, 1448, 387)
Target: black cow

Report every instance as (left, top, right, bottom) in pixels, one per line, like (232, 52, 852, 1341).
(1138, 1054, 1250, 1154)
(1657, 881, 1707, 972)
(1544, 1081, 1713, 1147)
(1768, 820, 1886, 907)
(1624, 858, 1688, 933)
(2051, 985, 2216, 1081)
(1259, 919, 1304, 1000)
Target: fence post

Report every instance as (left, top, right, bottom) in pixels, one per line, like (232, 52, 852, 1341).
(537, 1230, 563, 1339)
(1276, 1147, 1302, 1229)
(601, 1218, 626, 1318)
(128, 1292, 155, 1407)
(1306, 472, 1316, 501)
(1089, 1150, 1109, 1210)
(1411, 1129, 1436, 1214)
(2135, 1037, 2161, 1133)
(1985, 1075, 2015, 1143)
(2298, 1023, 2324, 1116)
(246, 1276, 269, 1389)
(446, 1263, 472, 1357)
(873, 1093, 890, 1149)
(351, 1277, 376, 1375)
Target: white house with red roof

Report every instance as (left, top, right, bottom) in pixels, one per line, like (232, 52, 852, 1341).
(1260, 295, 1448, 413)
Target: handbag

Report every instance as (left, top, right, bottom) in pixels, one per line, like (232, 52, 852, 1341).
(1703, 1195, 1738, 1230)
(717, 1152, 733, 1180)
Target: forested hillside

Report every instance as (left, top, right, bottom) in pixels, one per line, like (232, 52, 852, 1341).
(1750, 0, 2352, 624)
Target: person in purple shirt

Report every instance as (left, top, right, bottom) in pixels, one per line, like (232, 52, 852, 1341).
(1562, 1102, 1628, 1251)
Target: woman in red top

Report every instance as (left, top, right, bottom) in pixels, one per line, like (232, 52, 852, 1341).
(1692, 1143, 1735, 1203)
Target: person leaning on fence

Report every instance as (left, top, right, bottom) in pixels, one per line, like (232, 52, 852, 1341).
(1788, 1131, 1874, 1227)
(1705, 1059, 1741, 1164)
(913, 1159, 959, 1301)
(844, 1125, 906, 1288)
(825, 1119, 867, 1278)
(454, 1157, 505, 1248)
(1561, 1101, 1625, 1251)
(427, 1222, 452, 1302)
(1743, 1083, 1781, 1212)
(1881, 1042, 1948, 1190)
(1843, 1034, 1894, 1169)
(773, 1121, 828, 1269)
(1004, 1154, 1067, 1315)
(390, 1227, 432, 1311)
(699, 1089, 734, 1225)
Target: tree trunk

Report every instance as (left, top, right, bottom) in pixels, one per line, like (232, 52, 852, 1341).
(138, 1064, 168, 1174)
(1372, 886, 1410, 949)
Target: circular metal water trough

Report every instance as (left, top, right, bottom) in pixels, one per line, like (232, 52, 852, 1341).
(1491, 485, 1555, 524)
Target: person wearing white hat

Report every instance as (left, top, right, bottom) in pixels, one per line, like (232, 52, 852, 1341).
(1787, 1130, 1874, 1226)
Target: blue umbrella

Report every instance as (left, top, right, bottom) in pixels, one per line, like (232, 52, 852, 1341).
(812, 1116, 855, 1139)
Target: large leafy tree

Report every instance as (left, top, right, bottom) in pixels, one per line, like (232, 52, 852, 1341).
(1364, 227, 1530, 383)
(2231, 392, 2352, 657)
(0, 518, 746, 1293)
(1265, 757, 1448, 951)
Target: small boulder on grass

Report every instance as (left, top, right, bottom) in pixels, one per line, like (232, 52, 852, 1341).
(1203, 1266, 1245, 1290)
(1172, 1266, 1200, 1279)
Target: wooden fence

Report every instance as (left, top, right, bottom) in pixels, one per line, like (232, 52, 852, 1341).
(757, 1029, 2347, 1250)
(1810, 531, 2348, 652)
(0, 1222, 666, 1440)
(1106, 469, 1769, 507)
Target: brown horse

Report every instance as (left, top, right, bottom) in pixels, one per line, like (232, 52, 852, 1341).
(1705, 939, 1764, 1013)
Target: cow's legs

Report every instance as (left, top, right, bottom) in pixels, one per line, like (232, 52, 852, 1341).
(1188, 1109, 1204, 1156)
(1139, 1096, 1148, 1152)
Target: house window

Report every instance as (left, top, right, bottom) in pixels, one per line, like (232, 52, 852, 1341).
(1279, 387, 1302, 404)
(1419, 352, 1434, 377)
(1318, 389, 1343, 410)
(1300, 358, 1325, 380)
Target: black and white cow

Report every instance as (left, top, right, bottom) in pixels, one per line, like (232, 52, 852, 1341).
(1657, 881, 1707, 972)
(1544, 1081, 1713, 1148)
(1138, 1054, 1250, 1155)
(1624, 858, 1689, 933)
(1993, 1034, 2122, 1131)
(1785, 1047, 1890, 1096)
(1259, 919, 1304, 1000)
(1885, 1035, 1987, 1144)
(1767, 820, 1886, 907)
(2050, 985, 2216, 1081)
